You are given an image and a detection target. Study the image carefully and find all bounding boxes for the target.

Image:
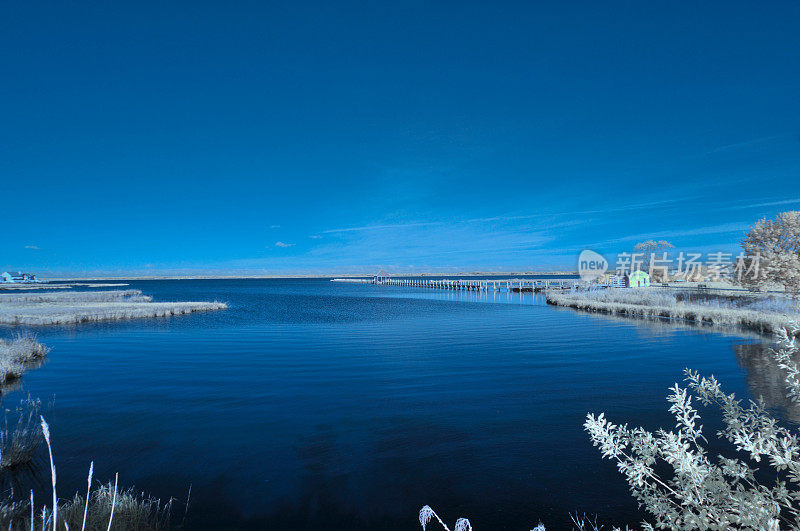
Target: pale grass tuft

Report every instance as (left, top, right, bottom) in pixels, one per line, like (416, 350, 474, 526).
(418, 505, 471, 531)
(82, 462, 93, 531)
(40, 416, 56, 531)
(106, 473, 118, 531)
(419, 505, 434, 530)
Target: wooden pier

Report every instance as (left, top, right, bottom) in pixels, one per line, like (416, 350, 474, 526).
(331, 277, 584, 292)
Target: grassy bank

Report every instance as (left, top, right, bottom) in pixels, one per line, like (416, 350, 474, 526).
(546, 288, 799, 335)
(0, 290, 227, 326)
(0, 290, 150, 304)
(0, 283, 129, 291)
(0, 335, 49, 385)
(2, 486, 174, 530)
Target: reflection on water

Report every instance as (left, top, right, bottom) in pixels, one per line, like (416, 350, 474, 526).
(734, 341, 800, 423)
(550, 302, 770, 341)
(550, 302, 800, 424)
(0, 358, 45, 396)
(550, 303, 767, 342)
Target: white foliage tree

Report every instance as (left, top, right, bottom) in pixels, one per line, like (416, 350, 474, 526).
(742, 211, 800, 296)
(634, 240, 675, 280)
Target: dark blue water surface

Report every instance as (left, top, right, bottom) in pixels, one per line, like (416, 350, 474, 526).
(1, 279, 781, 529)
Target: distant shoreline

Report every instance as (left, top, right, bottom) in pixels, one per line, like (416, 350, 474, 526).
(38, 272, 579, 281)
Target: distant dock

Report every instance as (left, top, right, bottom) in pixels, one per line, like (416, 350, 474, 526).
(331, 277, 585, 292)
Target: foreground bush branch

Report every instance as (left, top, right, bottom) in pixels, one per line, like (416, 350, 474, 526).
(585, 325, 800, 529)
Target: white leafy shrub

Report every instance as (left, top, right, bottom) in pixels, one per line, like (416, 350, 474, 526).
(585, 324, 800, 529)
(421, 326, 800, 529)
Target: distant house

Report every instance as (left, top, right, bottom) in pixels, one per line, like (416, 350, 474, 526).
(629, 270, 650, 287)
(373, 269, 389, 284)
(1, 271, 37, 283)
(606, 274, 626, 288)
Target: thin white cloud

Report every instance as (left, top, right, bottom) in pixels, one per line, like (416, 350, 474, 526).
(736, 198, 800, 209)
(322, 221, 442, 234)
(274, 241, 294, 248)
(466, 197, 693, 224)
(24, 245, 40, 250)
(309, 221, 554, 264)
(309, 235, 322, 239)
(322, 197, 692, 237)
(269, 225, 281, 229)
(705, 134, 787, 154)
(599, 222, 750, 246)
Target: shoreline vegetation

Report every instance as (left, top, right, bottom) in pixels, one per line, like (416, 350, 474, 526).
(546, 287, 799, 335)
(0, 335, 49, 388)
(0, 286, 209, 527)
(0, 283, 129, 291)
(0, 412, 177, 529)
(0, 289, 227, 326)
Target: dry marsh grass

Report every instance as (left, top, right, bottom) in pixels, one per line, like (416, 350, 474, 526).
(0, 290, 151, 304)
(0, 397, 45, 470)
(0, 285, 71, 291)
(0, 417, 176, 530)
(0, 290, 227, 326)
(0, 283, 130, 291)
(0, 335, 49, 385)
(547, 288, 800, 335)
(53, 482, 173, 531)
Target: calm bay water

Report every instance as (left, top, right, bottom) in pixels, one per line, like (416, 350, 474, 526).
(1, 279, 784, 529)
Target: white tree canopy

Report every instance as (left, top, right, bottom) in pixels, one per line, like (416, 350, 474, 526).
(742, 211, 800, 296)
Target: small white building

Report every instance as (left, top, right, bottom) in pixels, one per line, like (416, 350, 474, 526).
(628, 270, 650, 287)
(607, 274, 626, 288)
(1, 272, 37, 283)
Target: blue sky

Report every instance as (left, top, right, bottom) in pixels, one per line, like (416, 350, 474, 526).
(2, 1, 799, 276)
